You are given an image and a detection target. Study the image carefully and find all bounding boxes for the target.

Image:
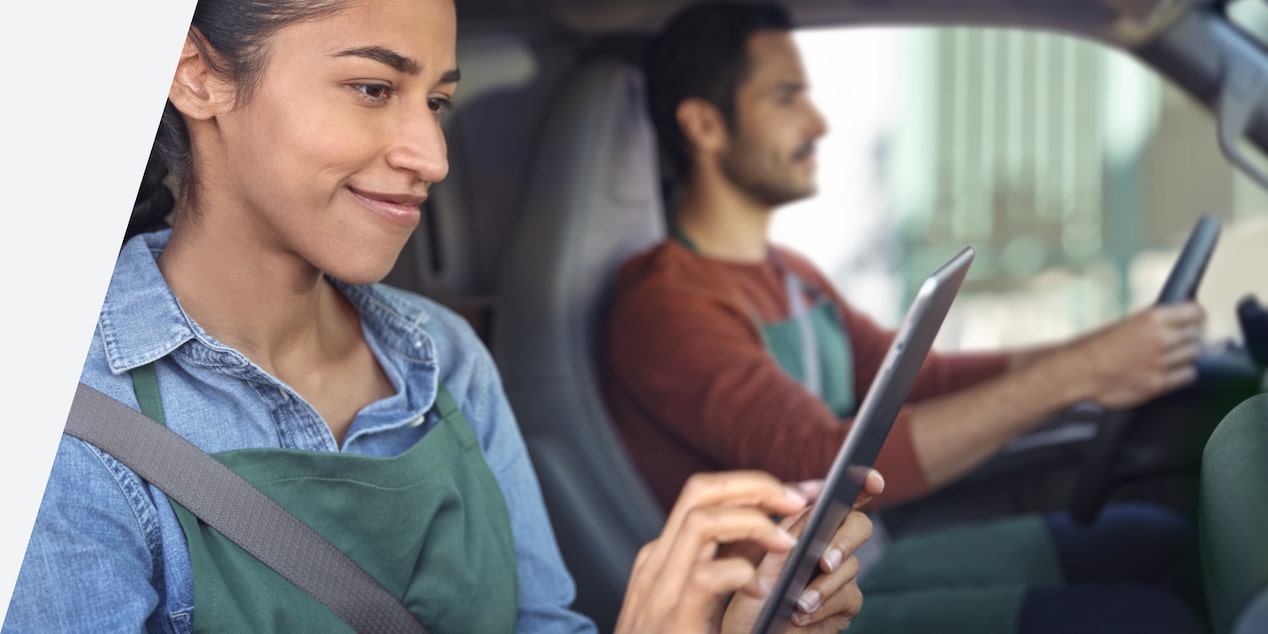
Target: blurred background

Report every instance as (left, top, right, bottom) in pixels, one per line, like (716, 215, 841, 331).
(772, 25, 1268, 351)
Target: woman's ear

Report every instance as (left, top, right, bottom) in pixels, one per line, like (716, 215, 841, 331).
(676, 97, 728, 160)
(168, 29, 233, 120)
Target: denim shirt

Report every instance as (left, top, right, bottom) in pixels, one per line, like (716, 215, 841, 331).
(4, 230, 595, 633)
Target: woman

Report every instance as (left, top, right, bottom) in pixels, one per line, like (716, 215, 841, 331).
(3, 0, 879, 632)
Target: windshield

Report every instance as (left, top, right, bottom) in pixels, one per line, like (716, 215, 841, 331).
(1229, 0, 1268, 50)
(774, 26, 1268, 350)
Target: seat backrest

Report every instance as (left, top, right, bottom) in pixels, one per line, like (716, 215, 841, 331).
(492, 59, 667, 631)
(1200, 392, 1268, 634)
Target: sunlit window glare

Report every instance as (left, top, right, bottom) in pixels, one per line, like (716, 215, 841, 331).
(775, 26, 1268, 351)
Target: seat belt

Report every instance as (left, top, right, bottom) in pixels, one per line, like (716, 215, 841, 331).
(62, 382, 431, 634)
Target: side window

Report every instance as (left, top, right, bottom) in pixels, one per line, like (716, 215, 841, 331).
(775, 27, 1268, 349)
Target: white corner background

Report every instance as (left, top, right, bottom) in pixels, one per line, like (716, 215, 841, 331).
(0, 1, 197, 622)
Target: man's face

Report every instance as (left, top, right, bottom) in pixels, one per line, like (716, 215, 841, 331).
(718, 30, 827, 207)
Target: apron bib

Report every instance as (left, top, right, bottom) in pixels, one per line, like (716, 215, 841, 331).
(760, 292, 856, 417)
(131, 364, 520, 634)
(671, 228, 856, 416)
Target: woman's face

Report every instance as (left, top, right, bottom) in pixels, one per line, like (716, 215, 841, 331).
(205, 0, 458, 284)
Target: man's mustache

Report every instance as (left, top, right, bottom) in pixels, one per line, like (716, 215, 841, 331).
(792, 142, 816, 161)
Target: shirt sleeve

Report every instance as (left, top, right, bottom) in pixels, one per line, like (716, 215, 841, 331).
(607, 284, 930, 507)
(457, 340, 596, 634)
(4, 435, 165, 633)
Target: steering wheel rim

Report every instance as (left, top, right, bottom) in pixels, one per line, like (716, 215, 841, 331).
(1066, 213, 1221, 526)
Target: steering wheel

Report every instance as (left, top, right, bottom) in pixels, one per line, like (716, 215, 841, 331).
(1066, 213, 1222, 526)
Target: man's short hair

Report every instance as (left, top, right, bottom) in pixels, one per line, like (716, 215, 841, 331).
(643, 1, 794, 183)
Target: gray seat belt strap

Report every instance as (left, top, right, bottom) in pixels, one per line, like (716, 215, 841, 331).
(63, 382, 430, 634)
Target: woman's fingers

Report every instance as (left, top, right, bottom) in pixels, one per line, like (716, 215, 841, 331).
(791, 469, 884, 513)
(652, 472, 808, 572)
(660, 505, 796, 587)
(644, 504, 791, 618)
(720, 507, 874, 633)
(792, 573, 863, 629)
(618, 554, 759, 633)
(616, 471, 817, 634)
(666, 472, 809, 528)
(792, 510, 871, 628)
(670, 556, 768, 629)
(817, 509, 872, 575)
(852, 469, 885, 510)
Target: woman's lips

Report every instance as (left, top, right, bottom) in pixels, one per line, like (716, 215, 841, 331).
(348, 187, 425, 229)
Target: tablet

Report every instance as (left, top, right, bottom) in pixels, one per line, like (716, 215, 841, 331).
(750, 245, 975, 634)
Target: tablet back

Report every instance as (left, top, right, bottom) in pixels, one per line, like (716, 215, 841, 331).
(752, 246, 975, 634)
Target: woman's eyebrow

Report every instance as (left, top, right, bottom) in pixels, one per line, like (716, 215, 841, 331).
(333, 46, 421, 75)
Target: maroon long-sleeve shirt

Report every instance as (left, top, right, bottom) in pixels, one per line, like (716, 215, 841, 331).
(602, 241, 1009, 511)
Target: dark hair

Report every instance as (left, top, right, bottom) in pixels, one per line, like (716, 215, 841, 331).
(643, 1, 793, 184)
(127, 0, 346, 242)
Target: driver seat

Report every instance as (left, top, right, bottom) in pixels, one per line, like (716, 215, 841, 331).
(1200, 391, 1268, 634)
(491, 58, 667, 631)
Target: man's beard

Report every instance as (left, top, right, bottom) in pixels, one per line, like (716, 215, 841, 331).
(718, 137, 817, 208)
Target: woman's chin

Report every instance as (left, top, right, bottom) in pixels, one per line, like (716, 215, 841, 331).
(320, 253, 406, 286)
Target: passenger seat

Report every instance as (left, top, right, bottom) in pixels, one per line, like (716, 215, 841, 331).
(492, 59, 667, 631)
(1200, 392, 1268, 634)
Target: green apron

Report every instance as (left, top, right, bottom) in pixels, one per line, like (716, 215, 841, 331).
(131, 364, 520, 633)
(671, 228, 855, 416)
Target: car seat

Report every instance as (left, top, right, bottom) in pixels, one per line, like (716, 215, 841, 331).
(491, 58, 668, 631)
(1199, 392, 1268, 634)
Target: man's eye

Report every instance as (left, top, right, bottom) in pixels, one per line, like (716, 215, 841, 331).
(428, 97, 454, 116)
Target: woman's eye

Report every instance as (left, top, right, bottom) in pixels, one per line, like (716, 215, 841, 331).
(352, 83, 395, 103)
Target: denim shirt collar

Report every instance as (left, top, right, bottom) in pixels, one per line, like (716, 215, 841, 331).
(99, 230, 209, 375)
(99, 229, 438, 377)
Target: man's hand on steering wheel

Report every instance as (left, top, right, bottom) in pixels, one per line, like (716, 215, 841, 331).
(1068, 302, 1206, 409)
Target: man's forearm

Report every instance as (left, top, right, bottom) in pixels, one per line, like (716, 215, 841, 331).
(909, 302, 1205, 490)
(907, 350, 1088, 489)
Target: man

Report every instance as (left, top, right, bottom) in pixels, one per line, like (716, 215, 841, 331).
(604, 1, 1203, 513)
(602, 3, 1208, 632)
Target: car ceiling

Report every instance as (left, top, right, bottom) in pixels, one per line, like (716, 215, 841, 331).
(458, 0, 1203, 45)
(454, 0, 1268, 186)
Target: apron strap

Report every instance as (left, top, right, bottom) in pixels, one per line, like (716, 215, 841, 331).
(669, 224, 700, 253)
(63, 379, 431, 634)
(770, 251, 824, 400)
(131, 363, 166, 425)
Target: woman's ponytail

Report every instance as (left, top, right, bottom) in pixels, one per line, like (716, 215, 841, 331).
(124, 145, 175, 245)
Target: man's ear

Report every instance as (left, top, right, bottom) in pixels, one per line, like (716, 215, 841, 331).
(168, 29, 234, 120)
(676, 97, 729, 157)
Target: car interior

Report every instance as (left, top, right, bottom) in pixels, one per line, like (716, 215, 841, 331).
(379, 0, 1268, 631)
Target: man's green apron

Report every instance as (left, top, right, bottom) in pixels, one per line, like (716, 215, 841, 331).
(131, 364, 519, 633)
(672, 231, 1063, 633)
(670, 229, 855, 416)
